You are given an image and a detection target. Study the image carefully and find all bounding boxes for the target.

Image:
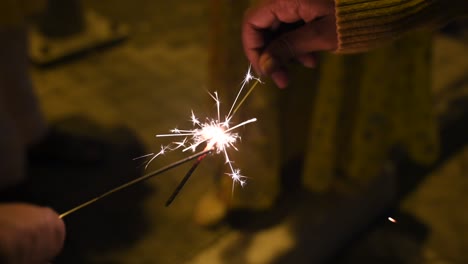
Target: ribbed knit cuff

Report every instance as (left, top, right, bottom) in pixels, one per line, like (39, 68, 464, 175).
(334, 0, 465, 53)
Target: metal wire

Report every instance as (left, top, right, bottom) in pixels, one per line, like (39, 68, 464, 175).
(59, 149, 212, 218)
(165, 153, 208, 206)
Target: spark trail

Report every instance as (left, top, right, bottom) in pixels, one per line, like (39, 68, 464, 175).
(144, 66, 262, 189)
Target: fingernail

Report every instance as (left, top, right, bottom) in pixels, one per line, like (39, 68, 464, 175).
(302, 59, 316, 68)
(271, 70, 289, 89)
(259, 55, 279, 75)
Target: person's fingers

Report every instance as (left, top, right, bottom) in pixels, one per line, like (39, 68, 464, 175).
(268, 53, 317, 88)
(242, 7, 282, 74)
(259, 15, 337, 75)
(242, 0, 306, 74)
(38, 207, 65, 263)
(242, 0, 334, 73)
(0, 204, 65, 264)
(258, 38, 293, 80)
(296, 53, 318, 68)
(286, 15, 338, 53)
(14, 205, 64, 264)
(271, 70, 289, 89)
(24, 206, 64, 264)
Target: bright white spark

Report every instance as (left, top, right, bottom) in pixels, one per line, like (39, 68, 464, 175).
(388, 217, 397, 223)
(147, 67, 260, 188)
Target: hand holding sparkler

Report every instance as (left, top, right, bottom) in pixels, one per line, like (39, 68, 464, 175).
(0, 203, 65, 264)
(242, 0, 337, 88)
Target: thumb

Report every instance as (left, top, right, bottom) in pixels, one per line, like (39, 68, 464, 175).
(259, 15, 338, 75)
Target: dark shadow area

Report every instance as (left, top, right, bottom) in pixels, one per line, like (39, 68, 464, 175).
(224, 204, 289, 232)
(224, 157, 304, 232)
(328, 211, 430, 264)
(30, 27, 129, 69)
(31, 35, 128, 69)
(0, 116, 152, 264)
(440, 18, 468, 38)
(272, 169, 397, 264)
(29, 0, 130, 68)
(394, 97, 468, 202)
(267, 93, 468, 263)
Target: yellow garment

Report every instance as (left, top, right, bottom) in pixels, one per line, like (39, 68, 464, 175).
(0, 0, 46, 27)
(302, 32, 438, 192)
(335, 0, 467, 53)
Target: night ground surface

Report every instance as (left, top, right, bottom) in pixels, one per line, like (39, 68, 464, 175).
(27, 1, 468, 263)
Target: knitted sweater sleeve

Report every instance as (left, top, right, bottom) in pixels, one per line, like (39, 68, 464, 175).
(334, 0, 468, 53)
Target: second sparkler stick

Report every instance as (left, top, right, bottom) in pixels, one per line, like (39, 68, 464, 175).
(59, 149, 212, 218)
(165, 152, 208, 206)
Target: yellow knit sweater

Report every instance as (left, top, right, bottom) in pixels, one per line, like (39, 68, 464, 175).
(335, 0, 467, 53)
(302, 0, 468, 191)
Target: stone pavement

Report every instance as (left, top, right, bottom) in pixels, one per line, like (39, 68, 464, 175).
(28, 1, 468, 263)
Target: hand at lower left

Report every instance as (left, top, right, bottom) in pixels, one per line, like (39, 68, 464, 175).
(0, 203, 65, 264)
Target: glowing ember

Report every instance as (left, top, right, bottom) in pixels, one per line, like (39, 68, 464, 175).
(388, 217, 397, 223)
(141, 66, 261, 188)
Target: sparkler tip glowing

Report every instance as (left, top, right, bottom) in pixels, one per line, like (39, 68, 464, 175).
(146, 65, 261, 188)
(244, 64, 262, 84)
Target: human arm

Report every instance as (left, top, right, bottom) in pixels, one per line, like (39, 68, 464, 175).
(242, 0, 468, 88)
(0, 203, 65, 264)
(335, 0, 467, 53)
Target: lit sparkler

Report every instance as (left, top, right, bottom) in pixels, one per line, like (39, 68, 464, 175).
(146, 66, 262, 204)
(59, 66, 262, 217)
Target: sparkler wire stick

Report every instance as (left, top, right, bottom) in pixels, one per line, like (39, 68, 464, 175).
(165, 153, 208, 207)
(231, 79, 260, 116)
(59, 149, 212, 218)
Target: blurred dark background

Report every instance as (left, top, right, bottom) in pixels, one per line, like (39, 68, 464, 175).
(2, 0, 467, 263)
